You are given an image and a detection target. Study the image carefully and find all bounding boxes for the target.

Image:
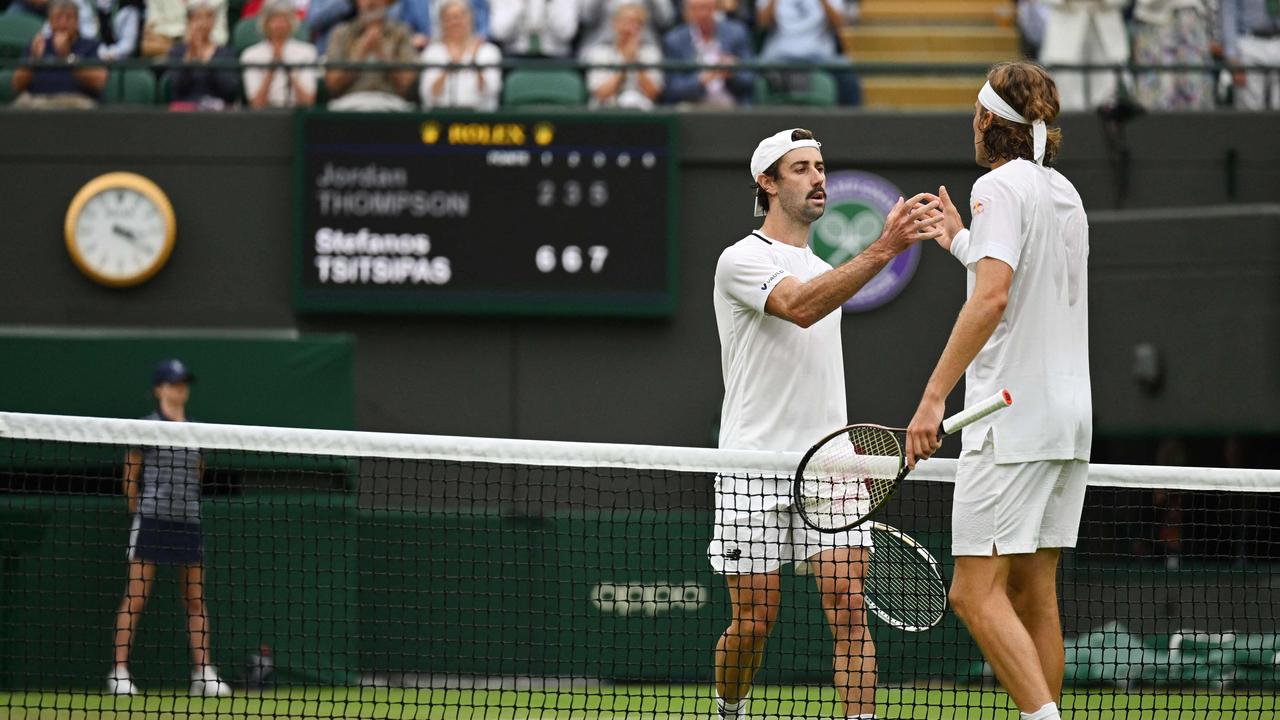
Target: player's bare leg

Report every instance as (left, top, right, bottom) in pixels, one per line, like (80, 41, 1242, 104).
(179, 563, 211, 668)
(950, 553, 1055, 713)
(1008, 549, 1065, 701)
(113, 559, 156, 667)
(715, 571, 782, 708)
(811, 547, 876, 718)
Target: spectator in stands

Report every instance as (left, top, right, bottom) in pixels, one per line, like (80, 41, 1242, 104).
(165, 0, 240, 109)
(391, 0, 491, 51)
(307, 0, 356, 52)
(1220, 0, 1280, 109)
(756, 0, 861, 105)
(1132, 0, 1214, 110)
(488, 0, 577, 58)
(324, 0, 418, 109)
(10, 0, 106, 109)
(1038, 0, 1128, 111)
(8, 0, 101, 40)
(582, 1, 662, 109)
(579, 0, 674, 50)
(662, 0, 754, 107)
(242, 0, 317, 107)
(419, 0, 501, 109)
(107, 360, 233, 698)
(142, 0, 228, 56)
(1016, 0, 1049, 59)
(94, 0, 143, 60)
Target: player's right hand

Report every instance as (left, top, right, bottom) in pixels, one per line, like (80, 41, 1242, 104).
(879, 192, 943, 254)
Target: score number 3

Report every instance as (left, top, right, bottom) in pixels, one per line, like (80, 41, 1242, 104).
(536, 245, 609, 274)
(537, 180, 608, 208)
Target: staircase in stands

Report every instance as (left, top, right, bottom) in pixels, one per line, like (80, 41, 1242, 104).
(842, 0, 1022, 109)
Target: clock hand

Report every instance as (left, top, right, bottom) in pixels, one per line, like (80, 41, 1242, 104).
(112, 224, 139, 243)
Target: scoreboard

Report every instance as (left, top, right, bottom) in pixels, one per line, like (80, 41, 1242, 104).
(293, 112, 678, 317)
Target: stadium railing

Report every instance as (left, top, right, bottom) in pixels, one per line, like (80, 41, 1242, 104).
(0, 58, 1277, 109)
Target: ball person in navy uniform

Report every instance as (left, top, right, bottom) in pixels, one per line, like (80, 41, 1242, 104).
(108, 359, 232, 696)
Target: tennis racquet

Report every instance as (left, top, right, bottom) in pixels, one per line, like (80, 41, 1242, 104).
(862, 521, 948, 632)
(794, 390, 1013, 533)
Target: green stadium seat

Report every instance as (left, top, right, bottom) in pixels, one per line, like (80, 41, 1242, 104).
(157, 71, 173, 104)
(102, 68, 157, 105)
(0, 13, 42, 59)
(231, 16, 311, 55)
(501, 69, 586, 109)
(0, 68, 15, 104)
(754, 70, 839, 107)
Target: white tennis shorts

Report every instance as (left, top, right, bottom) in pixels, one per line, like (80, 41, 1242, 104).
(708, 505, 872, 575)
(952, 436, 1089, 556)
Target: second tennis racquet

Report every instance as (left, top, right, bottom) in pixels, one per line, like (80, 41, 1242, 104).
(794, 390, 1012, 533)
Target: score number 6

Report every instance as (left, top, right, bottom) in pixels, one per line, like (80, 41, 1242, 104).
(536, 245, 609, 274)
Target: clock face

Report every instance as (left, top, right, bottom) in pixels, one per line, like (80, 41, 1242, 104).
(65, 173, 175, 287)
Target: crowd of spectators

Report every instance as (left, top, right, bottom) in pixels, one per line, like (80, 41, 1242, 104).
(3, 0, 1278, 110)
(1, 0, 859, 109)
(1019, 0, 1280, 110)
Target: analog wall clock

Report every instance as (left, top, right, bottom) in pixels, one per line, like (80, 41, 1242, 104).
(64, 172, 176, 287)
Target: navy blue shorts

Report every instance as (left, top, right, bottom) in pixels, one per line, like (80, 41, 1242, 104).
(128, 516, 204, 565)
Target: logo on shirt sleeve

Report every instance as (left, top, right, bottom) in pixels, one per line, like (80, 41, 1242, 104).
(972, 200, 986, 216)
(761, 270, 785, 291)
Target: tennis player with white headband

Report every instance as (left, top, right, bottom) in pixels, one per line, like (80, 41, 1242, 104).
(905, 62, 1092, 720)
(710, 128, 945, 720)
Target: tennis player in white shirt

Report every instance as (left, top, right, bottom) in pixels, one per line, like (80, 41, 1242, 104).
(710, 128, 945, 720)
(905, 62, 1092, 720)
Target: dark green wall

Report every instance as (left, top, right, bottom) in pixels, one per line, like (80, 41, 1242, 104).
(0, 110, 1277, 443)
(0, 335, 355, 428)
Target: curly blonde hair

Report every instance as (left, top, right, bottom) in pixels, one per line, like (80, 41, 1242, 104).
(981, 62, 1064, 166)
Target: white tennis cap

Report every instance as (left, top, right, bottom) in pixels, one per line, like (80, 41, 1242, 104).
(750, 129, 822, 216)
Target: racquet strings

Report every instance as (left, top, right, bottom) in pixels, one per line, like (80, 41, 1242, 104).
(865, 523, 948, 631)
(797, 426, 902, 531)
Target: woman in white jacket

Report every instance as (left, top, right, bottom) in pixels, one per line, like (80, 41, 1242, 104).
(1039, 0, 1129, 111)
(419, 0, 503, 110)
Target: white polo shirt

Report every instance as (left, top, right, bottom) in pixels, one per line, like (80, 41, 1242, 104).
(949, 159, 1092, 463)
(714, 231, 846, 511)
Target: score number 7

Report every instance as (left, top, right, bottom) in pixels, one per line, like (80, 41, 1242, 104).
(536, 245, 609, 274)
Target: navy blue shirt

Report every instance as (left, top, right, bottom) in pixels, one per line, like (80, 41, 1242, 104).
(22, 35, 102, 99)
(166, 43, 241, 105)
(131, 411, 203, 523)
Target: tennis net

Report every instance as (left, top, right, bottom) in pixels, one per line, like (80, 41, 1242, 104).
(0, 411, 1278, 719)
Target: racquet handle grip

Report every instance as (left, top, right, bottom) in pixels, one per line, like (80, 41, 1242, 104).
(939, 389, 1012, 436)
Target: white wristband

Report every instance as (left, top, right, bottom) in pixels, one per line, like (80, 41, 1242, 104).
(949, 228, 971, 265)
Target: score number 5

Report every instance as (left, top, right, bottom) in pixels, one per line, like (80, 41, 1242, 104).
(536, 245, 609, 273)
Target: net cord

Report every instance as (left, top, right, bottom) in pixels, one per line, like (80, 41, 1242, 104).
(1, 411, 1277, 491)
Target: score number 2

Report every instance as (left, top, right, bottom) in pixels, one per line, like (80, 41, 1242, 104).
(537, 180, 608, 208)
(536, 245, 609, 274)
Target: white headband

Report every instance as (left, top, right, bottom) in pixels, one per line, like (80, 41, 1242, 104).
(978, 81, 1046, 165)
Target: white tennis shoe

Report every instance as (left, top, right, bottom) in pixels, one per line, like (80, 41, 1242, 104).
(106, 666, 138, 695)
(190, 665, 232, 697)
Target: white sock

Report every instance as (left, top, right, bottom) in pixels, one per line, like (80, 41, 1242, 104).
(716, 694, 745, 718)
(847, 714, 876, 719)
(1021, 701, 1060, 720)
